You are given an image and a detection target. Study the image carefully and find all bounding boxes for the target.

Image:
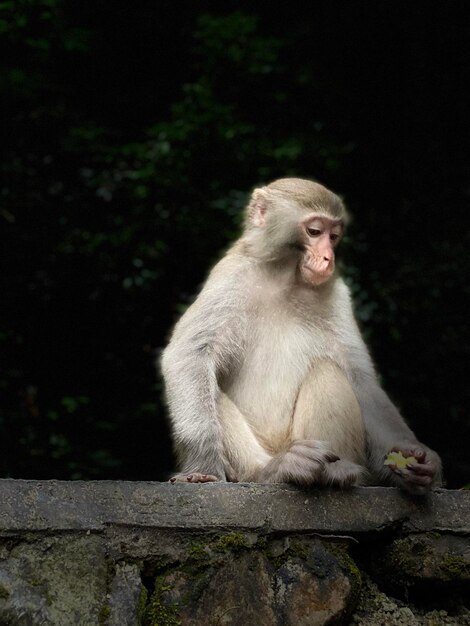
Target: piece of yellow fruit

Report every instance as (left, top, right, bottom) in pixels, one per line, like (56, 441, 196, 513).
(384, 451, 418, 469)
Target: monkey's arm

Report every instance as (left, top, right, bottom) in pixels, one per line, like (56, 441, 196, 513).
(161, 259, 249, 481)
(162, 338, 227, 480)
(350, 366, 442, 493)
(337, 282, 442, 492)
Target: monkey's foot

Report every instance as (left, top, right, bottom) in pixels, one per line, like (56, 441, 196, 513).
(321, 459, 366, 488)
(258, 440, 339, 486)
(169, 472, 219, 484)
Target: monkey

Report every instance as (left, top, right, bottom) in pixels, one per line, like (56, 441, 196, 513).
(161, 178, 442, 495)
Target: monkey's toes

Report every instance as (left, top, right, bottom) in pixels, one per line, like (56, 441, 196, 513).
(322, 460, 365, 488)
(169, 472, 218, 484)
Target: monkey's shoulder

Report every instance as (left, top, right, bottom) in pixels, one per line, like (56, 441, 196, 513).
(202, 253, 260, 296)
(175, 254, 257, 323)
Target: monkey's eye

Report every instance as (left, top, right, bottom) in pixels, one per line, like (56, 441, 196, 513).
(306, 227, 321, 237)
(330, 234, 340, 243)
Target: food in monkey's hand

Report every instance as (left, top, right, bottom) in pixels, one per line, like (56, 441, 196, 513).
(384, 451, 418, 469)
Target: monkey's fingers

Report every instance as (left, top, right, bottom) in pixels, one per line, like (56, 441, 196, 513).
(402, 472, 433, 488)
(391, 446, 426, 462)
(388, 466, 433, 488)
(406, 462, 436, 476)
(169, 473, 218, 484)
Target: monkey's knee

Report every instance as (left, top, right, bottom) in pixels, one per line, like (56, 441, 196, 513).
(217, 392, 273, 482)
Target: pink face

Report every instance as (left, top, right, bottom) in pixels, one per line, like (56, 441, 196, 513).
(299, 216, 343, 286)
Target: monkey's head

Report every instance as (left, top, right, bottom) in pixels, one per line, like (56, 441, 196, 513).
(244, 177, 348, 286)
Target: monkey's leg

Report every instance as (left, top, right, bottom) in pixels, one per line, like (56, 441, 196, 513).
(217, 392, 273, 482)
(168, 393, 271, 484)
(292, 360, 366, 461)
(219, 395, 342, 485)
(289, 359, 368, 487)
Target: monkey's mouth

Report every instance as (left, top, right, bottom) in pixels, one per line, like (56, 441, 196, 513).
(302, 262, 334, 285)
(304, 260, 334, 275)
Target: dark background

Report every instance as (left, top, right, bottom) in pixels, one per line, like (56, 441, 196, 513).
(1, 1, 468, 486)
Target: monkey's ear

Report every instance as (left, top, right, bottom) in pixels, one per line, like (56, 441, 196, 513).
(247, 188, 268, 228)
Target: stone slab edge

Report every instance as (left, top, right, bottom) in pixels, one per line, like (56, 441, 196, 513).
(0, 480, 468, 535)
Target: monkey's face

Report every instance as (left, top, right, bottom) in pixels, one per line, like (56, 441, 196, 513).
(298, 216, 343, 286)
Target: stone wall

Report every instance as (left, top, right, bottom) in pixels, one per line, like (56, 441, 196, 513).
(0, 480, 469, 625)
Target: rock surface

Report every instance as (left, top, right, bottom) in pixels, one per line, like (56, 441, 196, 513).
(144, 537, 360, 626)
(0, 480, 468, 625)
(1, 480, 469, 534)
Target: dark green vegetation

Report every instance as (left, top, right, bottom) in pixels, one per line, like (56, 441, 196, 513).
(1, 1, 468, 485)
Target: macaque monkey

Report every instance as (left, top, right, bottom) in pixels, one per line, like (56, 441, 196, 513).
(161, 178, 442, 494)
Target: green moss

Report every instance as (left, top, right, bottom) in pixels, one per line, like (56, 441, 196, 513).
(384, 534, 470, 583)
(262, 538, 314, 569)
(255, 536, 268, 550)
(98, 604, 111, 625)
(179, 539, 212, 580)
(267, 554, 283, 569)
(330, 542, 362, 602)
(290, 540, 310, 560)
(428, 532, 442, 541)
(327, 542, 361, 578)
(386, 539, 420, 577)
(213, 532, 249, 552)
(343, 552, 361, 583)
(188, 541, 208, 561)
(0, 584, 9, 599)
(439, 555, 470, 580)
(137, 586, 148, 624)
(143, 576, 181, 626)
(260, 539, 301, 569)
(265, 547, 288, 569)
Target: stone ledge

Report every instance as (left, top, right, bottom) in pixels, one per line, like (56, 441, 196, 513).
(1, 481, 469, 625)
(0, 480, 468, 535)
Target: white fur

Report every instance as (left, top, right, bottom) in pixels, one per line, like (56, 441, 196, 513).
(161, 179, 442, 492)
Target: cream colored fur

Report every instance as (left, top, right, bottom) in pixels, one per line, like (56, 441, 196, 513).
(161, 178, 442, 493)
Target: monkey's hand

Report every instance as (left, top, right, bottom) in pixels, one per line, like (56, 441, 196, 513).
(169, 472, 219, 484)
(385, 446, 441, 495)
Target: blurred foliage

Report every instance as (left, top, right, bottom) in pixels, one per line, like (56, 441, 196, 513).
(1, 1, 468, 485)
